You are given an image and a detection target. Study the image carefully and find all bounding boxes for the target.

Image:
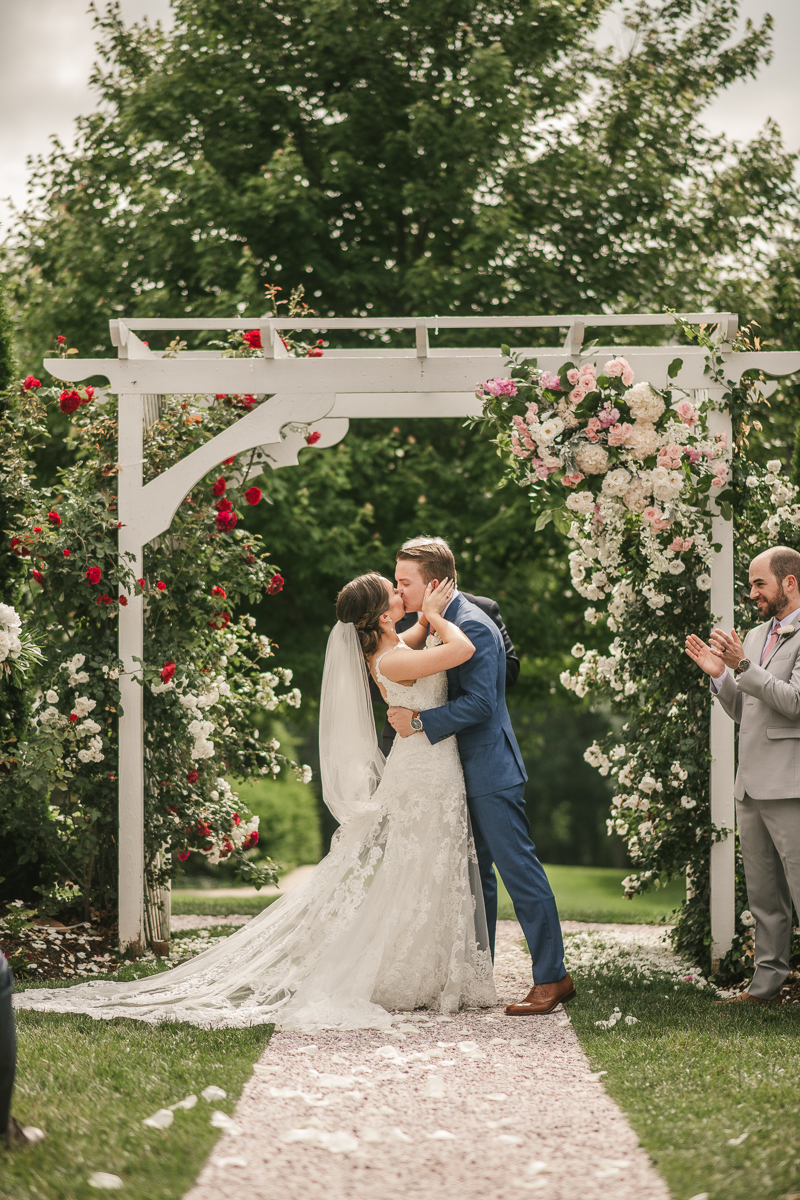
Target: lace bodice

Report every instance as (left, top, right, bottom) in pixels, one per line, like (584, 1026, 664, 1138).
(375, 643, 447, 712)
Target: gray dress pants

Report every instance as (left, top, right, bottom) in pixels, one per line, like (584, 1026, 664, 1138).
(0, 953, 16, 1135)
(737, 793, 800, 999)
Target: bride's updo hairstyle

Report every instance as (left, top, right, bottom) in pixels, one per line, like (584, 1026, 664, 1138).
(336, 572, 389, 658)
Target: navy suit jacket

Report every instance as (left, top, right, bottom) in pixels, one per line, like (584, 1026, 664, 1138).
(420, 592, 527, 799)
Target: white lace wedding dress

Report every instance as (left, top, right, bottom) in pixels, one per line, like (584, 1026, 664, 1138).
(15, 643, 496, 1031)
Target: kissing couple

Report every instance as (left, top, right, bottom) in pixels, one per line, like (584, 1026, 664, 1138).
(16, 538, 574, 1031)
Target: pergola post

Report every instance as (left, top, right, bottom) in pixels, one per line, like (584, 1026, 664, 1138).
(707, 398, 736, 969)
(117, 393, 145, 954)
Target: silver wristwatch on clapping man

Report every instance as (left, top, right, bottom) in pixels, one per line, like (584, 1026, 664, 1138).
(736, 658, 751, 676)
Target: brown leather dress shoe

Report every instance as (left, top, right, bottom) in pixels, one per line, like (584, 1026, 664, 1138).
(714, 990, 780, 1006)
(505, 972, 577, 1015)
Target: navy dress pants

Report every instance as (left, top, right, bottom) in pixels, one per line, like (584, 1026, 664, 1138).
(0, 953, 16, 1136)
(469, 783, 565, 984)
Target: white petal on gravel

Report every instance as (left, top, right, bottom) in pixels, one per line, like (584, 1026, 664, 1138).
(142, 1109, 174, 1130)
(387, 1127, 413, 1144)
(88, 1173, 124, 1189)
(253, 1064, 282, 1075)
(210, 1111, 242, 1136)
(496, 1134, 524, 1145)
(213, 1156, 248, 1168)
(526, 1161, 550, 1175)
(315, 1074, 358, 1089)
(485, 1093, 508, 1101)
(170, 1094, 198, 1110)
(361, 1128, 383, 1143)
(282, 1128, 359, 1154)
(595, 1167, 622, 1178)
(727, 1133, 748, 1146)
(375, 1046, 403, 1059)
(511, 1180, 548, 1193)
(201, 1085, 227, 1102)
(422, 1075, 447, 1098)
(427, 1130, 456, 1140)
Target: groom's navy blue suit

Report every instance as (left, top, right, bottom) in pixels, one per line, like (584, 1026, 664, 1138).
(420, 592, 566, 984)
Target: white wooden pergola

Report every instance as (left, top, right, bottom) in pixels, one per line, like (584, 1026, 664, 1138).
(47, 311, 800, 964)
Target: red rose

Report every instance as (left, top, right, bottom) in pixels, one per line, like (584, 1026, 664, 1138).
(119, 595, 128, 605)
(307, 347, 323, 358)
(32, 569, 44, 584)
(219, 839, 234, 859)
(59, 390, 81, 414)
(211, 585, 226, 598)
(212, 478, 226, 497)
(56, 335, 66, 344)
(63, 549, 71, 557)
(215, 394, 227, 401)
(305, 430, 322, 445)
(186, 769, 199, 784)
(160, 660, 176, 684)
(243, 830, 259, 850)
(156, 581, 167, 591)
(215, 498, 233, 512)
(215, 511, 237, 532)
(69, 713, 79, 723)
(244, 486, 262, 506)
(223, 456, 236, 466)
(232, 813, 241, 826)
(196, 819, 211, 837)
(207, 611, 230, 630)
(240, 394, 257, 409)
(85, 566, 102, 585)
(48, 511, 61, 527)
(177, 849, 191, 862)
(81, 386, 95, 404)
(22, 376, 41, 390)
(242, 330, 262, 349)
(266, 573, 284, 595)
(33, 527, 42, 533)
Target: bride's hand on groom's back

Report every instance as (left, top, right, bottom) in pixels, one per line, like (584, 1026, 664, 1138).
(422, 578, 455, 620)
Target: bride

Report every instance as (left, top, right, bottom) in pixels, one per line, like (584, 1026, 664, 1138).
(15, 573, 496, 1031)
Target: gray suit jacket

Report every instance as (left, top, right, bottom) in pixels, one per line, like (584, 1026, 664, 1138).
(714, 619, 800, 800)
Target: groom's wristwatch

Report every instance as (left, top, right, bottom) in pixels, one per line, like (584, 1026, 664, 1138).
(410, 712, 423, 732)
(736, 658, 751, 676)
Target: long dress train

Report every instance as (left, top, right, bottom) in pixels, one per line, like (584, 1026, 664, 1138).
(14, 646, 496, 1031)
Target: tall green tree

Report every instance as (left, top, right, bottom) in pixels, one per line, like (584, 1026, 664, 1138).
(2, 0, 794, 363)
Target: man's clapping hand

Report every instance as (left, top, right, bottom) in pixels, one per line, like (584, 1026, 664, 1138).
(685, 633, 726, 679)
(708, 627, 745, 670)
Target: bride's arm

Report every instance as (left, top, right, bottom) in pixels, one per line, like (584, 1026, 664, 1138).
(379, 581, 475, 682)
(398, 613, 427, 649)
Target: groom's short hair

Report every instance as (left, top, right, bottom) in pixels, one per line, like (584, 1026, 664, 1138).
(397, 536, 457, 584)
(764, 546, 800, 589)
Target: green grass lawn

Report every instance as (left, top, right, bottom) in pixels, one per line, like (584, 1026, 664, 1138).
(171, 863, 685, 922)
(500, 862, 684, 924)
(1, 1008, 271, 1200)
(568, 959, 800, 1200)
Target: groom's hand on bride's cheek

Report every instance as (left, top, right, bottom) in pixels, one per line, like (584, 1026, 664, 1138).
(388, 706, 415, 738)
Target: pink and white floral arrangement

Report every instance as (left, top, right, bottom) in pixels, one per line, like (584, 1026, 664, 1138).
(476, 353, 731, 630)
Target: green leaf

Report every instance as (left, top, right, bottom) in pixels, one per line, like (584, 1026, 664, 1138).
(667, 357, 684, 379)
(500, 344, 511, 358)
(552, 507, 572, 536)
(535, 509, 554, 532)
(718, 501, 733, 522)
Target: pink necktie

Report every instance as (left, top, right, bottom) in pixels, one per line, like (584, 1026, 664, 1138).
(761, 625, 784, 664)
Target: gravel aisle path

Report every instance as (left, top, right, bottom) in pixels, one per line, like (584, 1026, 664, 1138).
(183, 921, 669, 1200)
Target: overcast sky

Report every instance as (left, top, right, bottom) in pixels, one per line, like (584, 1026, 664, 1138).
(0, 0, 798, 238)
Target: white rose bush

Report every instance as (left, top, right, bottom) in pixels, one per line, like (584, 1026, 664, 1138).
(1, 315, 314, 932)
(475, 322, 796, 977)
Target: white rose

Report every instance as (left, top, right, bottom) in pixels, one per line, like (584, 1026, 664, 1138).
(668, 560, 685, 574)
(45, 689, 59, 704)
(72, 696, 97, 718)
(766, 459, 782, 473)
(745, 475, 759, 488)
(77, 719, 102, 736)
(651, 466, 684, 502)
(571, 643, 586, 658)
(681, 795, 697, 809)
(537, 416, 565, 444)
(602, 467, 632, 497)
(696, 574, 712, 591)
(566, 492, 595, 515)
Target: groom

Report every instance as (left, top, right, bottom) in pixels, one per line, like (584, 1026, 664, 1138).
(388, 537, 574, 1014)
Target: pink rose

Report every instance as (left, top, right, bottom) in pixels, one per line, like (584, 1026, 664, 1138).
(598, 403, 620, 429)
(569, 386, 587, 406)
(562, 472, 584, 488)
(603, 357, 631, 379)
(657, 443, 683, 468)
(538, 371, 562, 391)
(675, 399, 698, 427)
(642, 506, 658, 522)
(585, 417, 602, 442)
(567, 369, 580, 385)
(668, 536, 694, 552)
(621, 367, 635, 386)
(525, 401, 539, 420)
(607, 422, 633, 447)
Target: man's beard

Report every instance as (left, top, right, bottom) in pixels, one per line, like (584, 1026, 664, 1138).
(759, 591, 785, 620)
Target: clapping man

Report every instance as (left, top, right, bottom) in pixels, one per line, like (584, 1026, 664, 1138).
(685, 546, 800, 1004)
